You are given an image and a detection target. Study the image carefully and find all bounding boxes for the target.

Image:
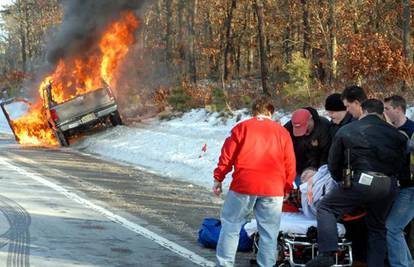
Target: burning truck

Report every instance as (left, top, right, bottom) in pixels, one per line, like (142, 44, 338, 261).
(42, 82, 122, 146)
(1, 9, 139, 147)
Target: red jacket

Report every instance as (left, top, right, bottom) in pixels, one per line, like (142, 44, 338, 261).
(214, 116, 296, 196)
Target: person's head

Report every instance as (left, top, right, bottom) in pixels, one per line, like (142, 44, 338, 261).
(384, 95, 406, 125)
(252, 96, 275, 117)
(301, 167, 317, 184)
(361, 99, 384, 118)
(291, 108, 314, 137)
(325, 93, 347, 124)
(341, 85, 367, 119)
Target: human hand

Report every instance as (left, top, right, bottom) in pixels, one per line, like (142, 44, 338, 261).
(212, 180, 222, 196)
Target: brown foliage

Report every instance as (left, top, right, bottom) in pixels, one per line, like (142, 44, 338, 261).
(338, 33, 408, 91)
(3, 0, 414, 109)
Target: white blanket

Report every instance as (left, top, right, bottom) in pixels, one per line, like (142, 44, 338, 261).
(244, 212, 346, 237)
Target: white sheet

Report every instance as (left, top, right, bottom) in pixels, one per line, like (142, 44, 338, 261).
(244, 212, 346, 237)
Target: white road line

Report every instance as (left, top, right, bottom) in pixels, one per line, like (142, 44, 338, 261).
(0, 156, 215, 267)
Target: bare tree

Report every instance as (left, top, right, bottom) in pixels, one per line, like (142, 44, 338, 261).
(282, 0, 292, 63)
(253, 0, 269, 96)
(187, 0, 198, 84)
(301, 0, 311, 59)
(327, 0, 337, 83)
(223, 0, 237, 81)
(165, 0, 173, 71)
(16, 0, 27, 72)
(402, 0, 412, 63)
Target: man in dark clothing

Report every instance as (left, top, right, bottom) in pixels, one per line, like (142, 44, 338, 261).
(325, 93, 353, 139)
(341, 85, 367, 119)
(384, 95, 414, 267)
(284, 107, 331, 185)
(326, 92, 366, 262)
(384, 95, 414, 138)
(306, 99, 406, 267)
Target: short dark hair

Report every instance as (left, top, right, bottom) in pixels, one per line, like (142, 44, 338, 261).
(384, 95, 407, 113)
(252, 96, 275, 115)
(341, 85, 367, 103)
(361, 99, 384, 115)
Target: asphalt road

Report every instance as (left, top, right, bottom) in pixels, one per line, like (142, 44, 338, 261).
(0, 134, 255, 267)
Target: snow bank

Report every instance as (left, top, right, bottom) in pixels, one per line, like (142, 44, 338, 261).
(2, 103, 414, 190)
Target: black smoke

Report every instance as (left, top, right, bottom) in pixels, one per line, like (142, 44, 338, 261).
(46, 0, 145, 65)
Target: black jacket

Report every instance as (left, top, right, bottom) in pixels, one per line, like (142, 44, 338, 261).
(328, 112, 354, 140)
(284, 107, 332, 175)
(328, 114, 407, 181)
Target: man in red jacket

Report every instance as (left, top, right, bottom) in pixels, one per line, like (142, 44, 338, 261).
(213, 96, 296, 267)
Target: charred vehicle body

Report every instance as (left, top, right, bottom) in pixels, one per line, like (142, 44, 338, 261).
(43, 84, 123, 146)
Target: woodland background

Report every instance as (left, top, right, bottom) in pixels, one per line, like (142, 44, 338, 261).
(0, 0, 413, 116)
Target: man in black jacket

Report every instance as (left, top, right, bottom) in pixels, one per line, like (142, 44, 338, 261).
(325, 93, 353, 139)
(326, 92, 367, 262)
(306, 99, 407, 267)
(284, 107, 331, 185)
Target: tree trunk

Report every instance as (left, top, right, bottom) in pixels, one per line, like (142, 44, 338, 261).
(17, 0, 27, 73)
(177, 0, 186, 75)
(403, 0, 412, 63)
(223, 0, 237, 81)
(328, 0, 337, 83)
(187, 0, 198, 84)
(202, 7, 216, 78)
(235, 1, 249, 79)
(253, 0, 270, 96)
(247, 7, 254, 75)
(165, 0, 173, 72)
(282, 0, 292, 63)
(301, 0, 311, 59)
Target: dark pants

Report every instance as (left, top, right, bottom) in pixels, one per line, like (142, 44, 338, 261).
(343, 217, 368, 261)
(316, 175, 397, 267)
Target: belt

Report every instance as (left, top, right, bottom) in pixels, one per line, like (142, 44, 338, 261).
(352, 171, 390, 179)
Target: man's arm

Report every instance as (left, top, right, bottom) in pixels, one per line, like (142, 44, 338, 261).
(319, 120, 332, 166)
(213, 127, 240, 182)
(212, 127, 241, 196)
(328, 132, 345, 182)
(283, 131, 296, 193)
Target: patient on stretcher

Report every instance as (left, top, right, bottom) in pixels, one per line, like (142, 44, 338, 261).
(245, 165, 344, 236)
(300, 165, 338, 219)
(245, 165, 354, 266)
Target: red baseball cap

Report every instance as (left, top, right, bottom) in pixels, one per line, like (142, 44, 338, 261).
(291, 109, 311, 137)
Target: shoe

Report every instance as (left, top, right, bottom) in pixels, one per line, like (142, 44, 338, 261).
(305, 253, 335, 267)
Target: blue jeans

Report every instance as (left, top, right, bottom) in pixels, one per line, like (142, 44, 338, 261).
(216, 190, 283, 267)
(386, 187, 414, 267)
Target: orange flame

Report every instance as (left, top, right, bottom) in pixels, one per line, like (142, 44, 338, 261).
(10, 103, 58, 146)
(10, 11, 139, 146)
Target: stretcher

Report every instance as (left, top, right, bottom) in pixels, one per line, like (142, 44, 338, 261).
(245, 212, 353, 267)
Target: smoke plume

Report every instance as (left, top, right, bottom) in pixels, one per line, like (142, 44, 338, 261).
(46, 0, 145, 66)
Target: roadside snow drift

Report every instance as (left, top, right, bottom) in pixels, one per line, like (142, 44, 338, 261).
(2, 105, 414, 189)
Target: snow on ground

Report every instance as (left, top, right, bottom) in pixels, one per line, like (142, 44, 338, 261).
(1, 101, 414, 190)
(73, 109, 292, 189)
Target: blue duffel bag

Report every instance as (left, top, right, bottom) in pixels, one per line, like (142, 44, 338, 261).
(197, 218, 253, 252)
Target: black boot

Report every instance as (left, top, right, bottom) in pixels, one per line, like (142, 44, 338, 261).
(305, 252, 335, 267)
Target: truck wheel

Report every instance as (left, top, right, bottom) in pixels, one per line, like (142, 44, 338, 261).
(54, 129, 69, 147)
(110, 111, 123, 126)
